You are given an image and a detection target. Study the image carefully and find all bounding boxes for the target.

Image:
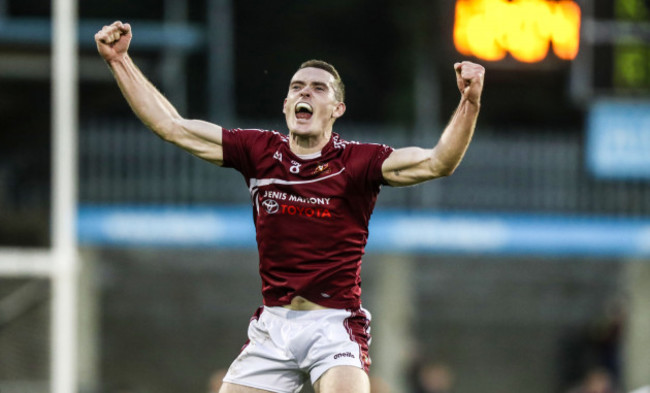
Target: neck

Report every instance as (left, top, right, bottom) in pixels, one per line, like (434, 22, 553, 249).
(289, 130, 332, 156)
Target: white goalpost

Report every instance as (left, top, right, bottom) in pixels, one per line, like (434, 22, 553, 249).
(51, 0, 80, 392)
(0, 0, 79, 392)
(51, 0, 79, 393)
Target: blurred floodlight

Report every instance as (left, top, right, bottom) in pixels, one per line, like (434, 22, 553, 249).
(454, 0, 581, 62)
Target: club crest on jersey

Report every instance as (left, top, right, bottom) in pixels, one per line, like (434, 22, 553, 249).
(261, 199, 279, 214)
(273, 150, 282, 162)
(313, 162, 331, 175)
(290, 160, 301, 174)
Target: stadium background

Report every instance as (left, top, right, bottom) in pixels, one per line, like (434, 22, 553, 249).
(1, 0, 649, 393)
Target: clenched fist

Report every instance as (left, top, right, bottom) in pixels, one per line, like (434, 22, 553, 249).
(95, 21, 132, 62)
(454, 61, 485, 106)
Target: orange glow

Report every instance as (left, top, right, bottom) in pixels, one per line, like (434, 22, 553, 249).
(454, 0, 581, 63)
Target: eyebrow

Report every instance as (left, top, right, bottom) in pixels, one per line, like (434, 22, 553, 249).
(290, 80, 330, 89)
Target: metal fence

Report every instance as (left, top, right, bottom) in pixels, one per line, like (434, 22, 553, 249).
(79, 119, 650, 216)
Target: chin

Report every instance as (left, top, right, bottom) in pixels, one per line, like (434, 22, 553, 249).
(290, 124, 315, 135)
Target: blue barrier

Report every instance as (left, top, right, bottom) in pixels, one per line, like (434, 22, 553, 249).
(78, 205, 650, 258)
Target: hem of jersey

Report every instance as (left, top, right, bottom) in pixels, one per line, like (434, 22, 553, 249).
(263, 300, 361, 310)
(263, 305, 345, 318)
(222, 377, 299, 393)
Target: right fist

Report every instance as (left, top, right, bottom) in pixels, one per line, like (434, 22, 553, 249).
(95, 21, 132, 62)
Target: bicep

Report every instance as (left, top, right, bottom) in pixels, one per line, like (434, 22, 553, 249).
(381, 147, 445, 187)
(163, 118, 225, 165)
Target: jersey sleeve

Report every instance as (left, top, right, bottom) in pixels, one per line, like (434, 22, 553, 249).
(221, 128, 265, 178)
(350, 142, 394, 188)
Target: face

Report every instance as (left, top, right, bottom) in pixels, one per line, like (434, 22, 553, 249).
(283, 67, 346, 137)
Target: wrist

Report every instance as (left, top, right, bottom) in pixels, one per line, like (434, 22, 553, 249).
(106, 53, 129, 67)
(461, 96, 481, 111)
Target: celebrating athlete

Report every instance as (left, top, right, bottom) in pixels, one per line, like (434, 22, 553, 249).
(95, 21, 484, 393)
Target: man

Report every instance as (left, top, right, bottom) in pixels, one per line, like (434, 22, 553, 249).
(95, 21, 484, 393)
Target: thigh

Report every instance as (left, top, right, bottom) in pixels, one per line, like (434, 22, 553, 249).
(312, 366, 370, 393)
(223, 307, 306, 393)
(305, 307, 372, 384)
(219, 382, 275, 393)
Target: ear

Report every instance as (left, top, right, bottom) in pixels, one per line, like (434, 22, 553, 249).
(282, 99, 288, 114)
(332, 102, 346, 119)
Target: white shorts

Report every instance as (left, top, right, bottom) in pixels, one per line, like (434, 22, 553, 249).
(222, 305, 372, 393)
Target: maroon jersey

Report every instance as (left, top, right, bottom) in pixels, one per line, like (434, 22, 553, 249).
(222, 129, 393, 309)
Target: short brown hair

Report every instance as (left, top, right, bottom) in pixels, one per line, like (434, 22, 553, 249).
(298, 59, 345, 102)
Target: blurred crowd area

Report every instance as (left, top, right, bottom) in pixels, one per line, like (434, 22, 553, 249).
(1, 0, 650, 392)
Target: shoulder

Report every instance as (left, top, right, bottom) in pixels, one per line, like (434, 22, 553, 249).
(223, 128, 288, 146)
(224, 128, 284, 138)
(331, 134, 390, 151)
(335, 135, 393, 158)
(221, 128, 288, 172)
(332, 134, 394, 183)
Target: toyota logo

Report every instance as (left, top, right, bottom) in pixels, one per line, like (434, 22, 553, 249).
(262, 199, 279, 214)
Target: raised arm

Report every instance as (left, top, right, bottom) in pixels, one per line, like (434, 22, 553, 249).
(382, 61, 484, 187)
(95, 21, 224, 165)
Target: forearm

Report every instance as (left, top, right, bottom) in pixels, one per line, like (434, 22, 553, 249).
(95, 22, 224, 165)
(107, 54, 180, 138)
(382, 61, 484, 186)
(382, 98, 480, 186)
(430, 97, 480, 175)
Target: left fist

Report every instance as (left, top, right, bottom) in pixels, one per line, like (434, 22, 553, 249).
(454, 61, 485, 105)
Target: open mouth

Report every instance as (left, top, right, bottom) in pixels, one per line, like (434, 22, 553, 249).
(295, 102, 313, 120)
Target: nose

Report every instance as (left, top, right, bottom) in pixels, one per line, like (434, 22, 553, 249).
(299, 87, 311, 97)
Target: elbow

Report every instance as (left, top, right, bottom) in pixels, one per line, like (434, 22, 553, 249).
(436, 165, 456, 178)
(428, 155, 459, 178)
(151, 117, 182, 143)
